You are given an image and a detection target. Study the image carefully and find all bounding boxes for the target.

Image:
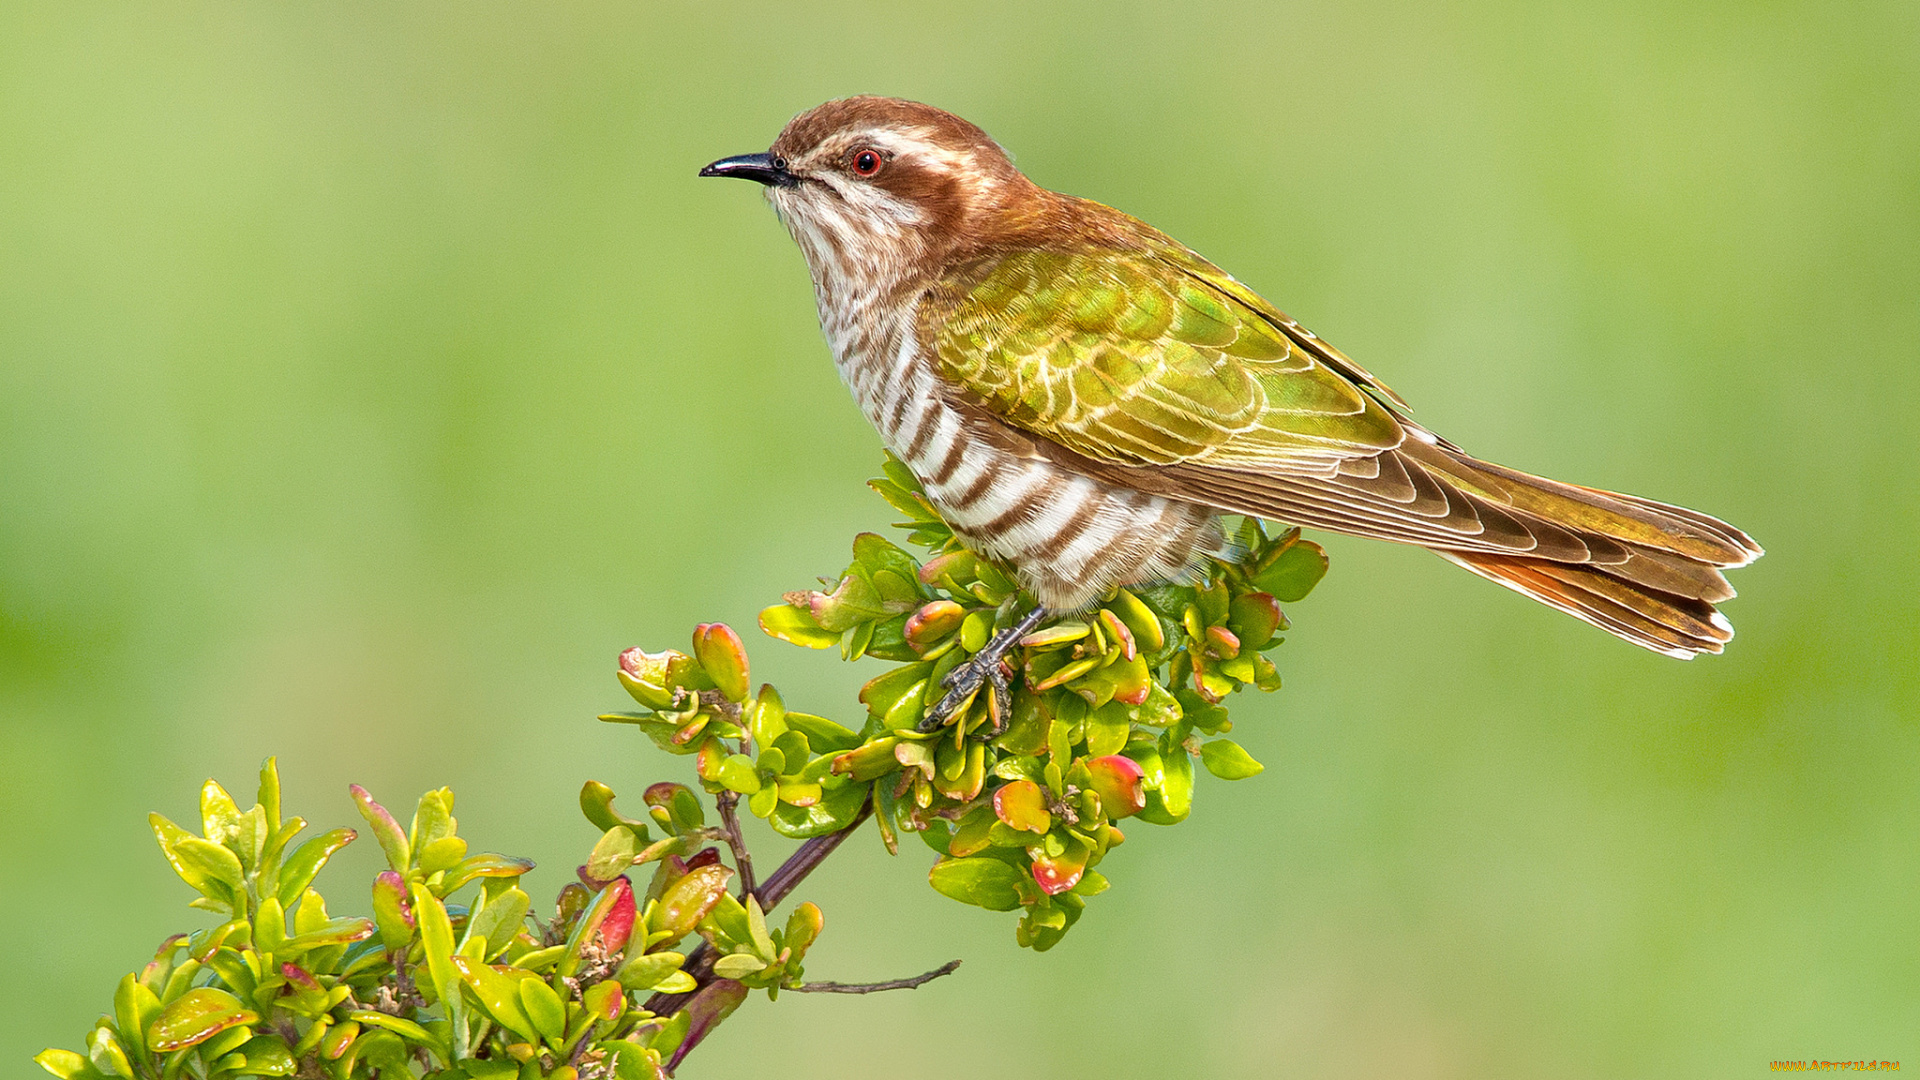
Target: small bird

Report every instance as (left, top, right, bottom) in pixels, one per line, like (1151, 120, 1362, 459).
(702, 97, 1760, 716)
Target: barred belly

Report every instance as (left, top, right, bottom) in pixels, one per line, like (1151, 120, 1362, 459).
(835, 317, 1222, 611)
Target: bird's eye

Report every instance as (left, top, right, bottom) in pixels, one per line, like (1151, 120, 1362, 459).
(772, 155, 788, 171)
(850, 148, 884, 177)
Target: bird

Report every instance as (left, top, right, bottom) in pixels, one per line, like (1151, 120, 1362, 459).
(700, 96, 1761, 721)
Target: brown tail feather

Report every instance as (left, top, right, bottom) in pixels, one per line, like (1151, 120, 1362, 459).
(1436, 550, 1734, 658)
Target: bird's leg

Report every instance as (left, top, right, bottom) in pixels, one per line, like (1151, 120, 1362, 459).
(919, 606, 1050, 734)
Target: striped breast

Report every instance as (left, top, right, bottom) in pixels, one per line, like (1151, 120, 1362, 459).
(831, 306, 1224, 610)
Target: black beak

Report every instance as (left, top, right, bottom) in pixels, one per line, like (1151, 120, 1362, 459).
(699, 152, 797, 188)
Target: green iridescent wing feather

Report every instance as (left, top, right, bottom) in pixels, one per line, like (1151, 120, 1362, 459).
(925, 246, 1405, 474)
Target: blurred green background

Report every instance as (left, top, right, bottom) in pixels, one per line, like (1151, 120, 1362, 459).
(3, 1, 1915, 1076)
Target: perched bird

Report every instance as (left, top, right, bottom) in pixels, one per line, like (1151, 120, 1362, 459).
(701, 97, 1760, 717)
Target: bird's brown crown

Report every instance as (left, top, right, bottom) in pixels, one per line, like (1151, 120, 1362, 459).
(761, 96, 1147, 266)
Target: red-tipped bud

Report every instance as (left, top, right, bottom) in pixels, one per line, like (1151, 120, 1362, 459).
(991, 779, 1051, 833)
(595, 877, 636, 954)
(691, 624, 750, 702)
(1083, 755, 1147, 819)
(904, 600, 966, 651)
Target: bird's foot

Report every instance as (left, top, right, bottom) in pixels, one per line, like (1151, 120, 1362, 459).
(918, 606, 1051, 736)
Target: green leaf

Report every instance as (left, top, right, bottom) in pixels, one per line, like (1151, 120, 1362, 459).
(813, 571, 890, 633)
(113, 974, 160, 1063)
(279, 916, 375, 956)
(409, 787, 457, 854)
(33, 1049, 98, 1080)
(341, 1010, 433, 1043)
(782, 712, 862, 753)
(768, 778, 868, 839)
(256, 757, 282, 833)
(146, 988, 259, 1053)
(198, 780, 245, 854)
(716, 754, 761, 795)
(928, 857, 1025, 911)
(370, 871, 413, 952)
(587, 826, 642, 882)
(466, 886, 531, 960)
(348, 786, 410, 873)
(173, 837, 245, 898)
(86, 1027, 131, 1079)
(758, 603, 841, 649)
(650, 865, 733, 941)
(438, 852, 536, 895)
(408, 882, 466, 1054)
(711, 954, 767, 980)
(518, 978, 567, 1043)
(418, 835, 468, 874)
(747, 784, 779, 819)
(644, 782, 706, 834)
(579, 781, 651, 836)
(747, 684, 789, 748)
(457, 955, 546, 1043)
(613, 951, 686, 993)
(744, 895, 776, 959)
(225, 1035, 295, 1076)
(1144, 734, 1194, 824)
(1251, 538, 1328, 602)
(1200, 739, 1265, 780)
(274, 828, 355, 910)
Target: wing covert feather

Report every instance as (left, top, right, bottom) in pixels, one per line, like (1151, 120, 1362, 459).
(925, 248, 1404, 471)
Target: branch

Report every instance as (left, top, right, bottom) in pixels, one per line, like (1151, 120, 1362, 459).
(713, 790, 756, 902)
(789, 959, 961, 994)
(643, 796, 873, 1019)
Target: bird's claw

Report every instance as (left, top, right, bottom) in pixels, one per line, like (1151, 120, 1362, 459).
(920, 653, 1012, 736)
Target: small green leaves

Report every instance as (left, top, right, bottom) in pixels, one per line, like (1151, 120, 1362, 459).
(32, 1050, 91, 1080)
(1250, 531, 1329, 601)
(47, 455, 1327, 1080)
(615, 950, 690, 993)
(619, 646, 692, 708)
(349, 785, 410, 873)
(408, 882, 465, 1040)
(519, 978, 567, 1042)
(587, 826, 643, 882)
(370, 870, 414, 951)
(653, 864, 733, 942)
(692, 623, 751, 702)
(145, 988, 258, 1052)
(1200, 739, 1265, 779)
(758, 603, 841, 649)
(929, 857, 1025, 911)
(274, 827, 355, 910)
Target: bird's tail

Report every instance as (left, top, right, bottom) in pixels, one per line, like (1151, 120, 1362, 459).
(1433, 550, 1733, 658)
(1409, 448, 1762, 658)
(1147, 437, 1762, 657)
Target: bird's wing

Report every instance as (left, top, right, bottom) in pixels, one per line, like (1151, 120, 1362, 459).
(920, 236, 1758, 659)
(922, 246, 1407, 477)
(921, 240, 1755, 573)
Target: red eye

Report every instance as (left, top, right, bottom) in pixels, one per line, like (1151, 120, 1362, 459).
(851, 148, 883, 176)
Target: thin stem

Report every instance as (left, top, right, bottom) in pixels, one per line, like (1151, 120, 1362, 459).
(790, 959, 962, 994)
(643, 796, 873, 1017)
(714, 790, 757, 902)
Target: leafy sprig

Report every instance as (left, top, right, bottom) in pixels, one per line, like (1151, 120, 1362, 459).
(40, 456, 1328, 1077)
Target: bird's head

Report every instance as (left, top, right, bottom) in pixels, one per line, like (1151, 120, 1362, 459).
(701, 97, 1042, 295)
